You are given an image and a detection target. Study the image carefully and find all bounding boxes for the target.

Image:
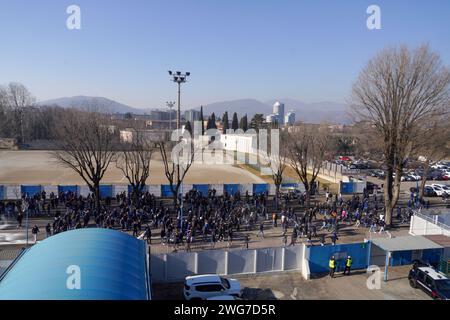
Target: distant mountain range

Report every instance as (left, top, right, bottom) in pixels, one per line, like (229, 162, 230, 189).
(38, 96, 351, 124)
(38, 96, 143, 114)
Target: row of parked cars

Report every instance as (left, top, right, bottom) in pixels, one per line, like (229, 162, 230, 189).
(368, 162, 450, 182)
(410, 184, 450, 198)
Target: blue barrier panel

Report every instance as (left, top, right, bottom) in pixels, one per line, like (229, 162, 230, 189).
(391, 250, 413, 266)
(340, 182, 354, 194)
(0, 186, 4, 200)
(224, 184, 240, 195)
(21, 185, 42, 197)
(58, 186, 78, 195)
(99, 185, 113, 199)
(161, 185, 175, 197)
(127, 185, 146, 195)
(308, 242, 369, 273)
(193, 184, 209, 196)
(422, 249, 443, 266)
(253, 184, 268, 195)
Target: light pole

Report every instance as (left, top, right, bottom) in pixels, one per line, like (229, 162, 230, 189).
(168, 70, 190, 131)
(166, 101, 175, 131)
(168, 71, 190, 232)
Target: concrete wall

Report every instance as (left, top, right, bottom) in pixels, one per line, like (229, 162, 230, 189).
(150, 245, 304, 283)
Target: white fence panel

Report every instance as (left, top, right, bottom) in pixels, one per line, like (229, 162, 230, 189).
(5, 186, 21, 200)
(43, 185, 58, 196)
(210, 184, 224, 196)
(197, 250, 226, 275)
(112, 185, 128, 197)
(147, 185, 161, 197)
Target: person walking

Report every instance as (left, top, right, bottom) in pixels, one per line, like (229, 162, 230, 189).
(344, 256, 352, 275)
(244, 234, 250, 250)
(31, 225, 40, 243)
(329, 256, 336, 278)
(258, 222, 264, 238)
(45, 223, 51, 238)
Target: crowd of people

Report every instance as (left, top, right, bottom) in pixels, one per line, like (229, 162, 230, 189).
(0, 186, 419, 249)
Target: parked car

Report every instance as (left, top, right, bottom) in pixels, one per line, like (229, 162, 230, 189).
(431, 184, 450, 196)
(409, 266, 450, 300)
(183, 275, 241, 300)
(409, 186, 437, 197)
(339, 156, 352, 162)
(426, 185, 446, 197)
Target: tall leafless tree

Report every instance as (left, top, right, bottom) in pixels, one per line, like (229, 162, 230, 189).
(116, 133, 154, 205)
(157, 132, 196, 206)
(288, 124, 332, 207)
(53, 110, 117, 212)
(0, 83, 35, 142)
(260, 130, 288, 209)
(352, 44, 450, 226)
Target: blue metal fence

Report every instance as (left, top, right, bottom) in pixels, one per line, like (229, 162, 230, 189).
(161, 185, 175, 197)
(193, 184, 209, 196)
(99, 185, 113, 199)
(20, 185, 42, 198)
(224, 184, 240, 195)
(0, 186, 4, 200)
(308, 242, 370, 273)
(253, 184, 268, 195)
(58, 186, 78, 195)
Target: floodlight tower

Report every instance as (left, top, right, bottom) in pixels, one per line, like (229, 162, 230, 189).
(168, 70, 190, 130)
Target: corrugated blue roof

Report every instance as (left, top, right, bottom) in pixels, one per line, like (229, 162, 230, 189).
(0, 228, 150, 300)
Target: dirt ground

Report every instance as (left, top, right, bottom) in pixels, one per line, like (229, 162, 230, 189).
(0, 150, 265, 185)
(152, 266, 431, 300)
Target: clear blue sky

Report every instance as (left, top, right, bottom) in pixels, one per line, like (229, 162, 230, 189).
(0, 0, 449, 109)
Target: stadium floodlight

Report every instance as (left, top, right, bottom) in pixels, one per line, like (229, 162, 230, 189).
(168, 70, 191, 130)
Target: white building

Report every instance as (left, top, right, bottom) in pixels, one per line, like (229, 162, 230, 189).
(273, 101, 285, 125)
(285, 112, 295, 126)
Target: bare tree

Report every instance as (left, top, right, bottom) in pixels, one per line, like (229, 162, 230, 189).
(53, 110, 117, 212)
(260, 130, 288, 209)
(116, 133, 154, 205)
(157, 132, 196, 206)
(0, 83, 35, 141)
(352, 44, 450, 226)
(288, 124, 332, 207)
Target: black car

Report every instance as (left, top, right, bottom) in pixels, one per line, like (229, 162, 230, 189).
(409, 266, 450, 300)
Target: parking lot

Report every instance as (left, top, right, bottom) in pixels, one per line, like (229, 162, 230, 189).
(152, 266, 430, 300)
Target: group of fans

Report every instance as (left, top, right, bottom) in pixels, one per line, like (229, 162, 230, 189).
(0, 184, 418, 251)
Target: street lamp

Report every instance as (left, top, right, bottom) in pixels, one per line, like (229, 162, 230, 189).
(166, 101, 175, 131)
(168, 70, 190, 130)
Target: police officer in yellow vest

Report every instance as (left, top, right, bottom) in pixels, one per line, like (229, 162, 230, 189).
(329, 256, 336, 278)
(344, 256, 352, 275)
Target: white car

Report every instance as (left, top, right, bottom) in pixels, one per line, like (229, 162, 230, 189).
(183, 275, 241, 300)
(427, 185, 446, 197)
(431, 184, 450, 195)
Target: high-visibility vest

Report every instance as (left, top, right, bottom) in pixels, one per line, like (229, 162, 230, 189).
(329, 259, 335, 269)
(346, 258, 352, 267)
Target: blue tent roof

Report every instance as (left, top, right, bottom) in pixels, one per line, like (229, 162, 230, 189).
(0, 228, 150, 300)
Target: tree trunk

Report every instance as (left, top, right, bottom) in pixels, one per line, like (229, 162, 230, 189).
(275, 184, 280, 210)
(419, 161, 430, 200)
(93, 182, 101, 214)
